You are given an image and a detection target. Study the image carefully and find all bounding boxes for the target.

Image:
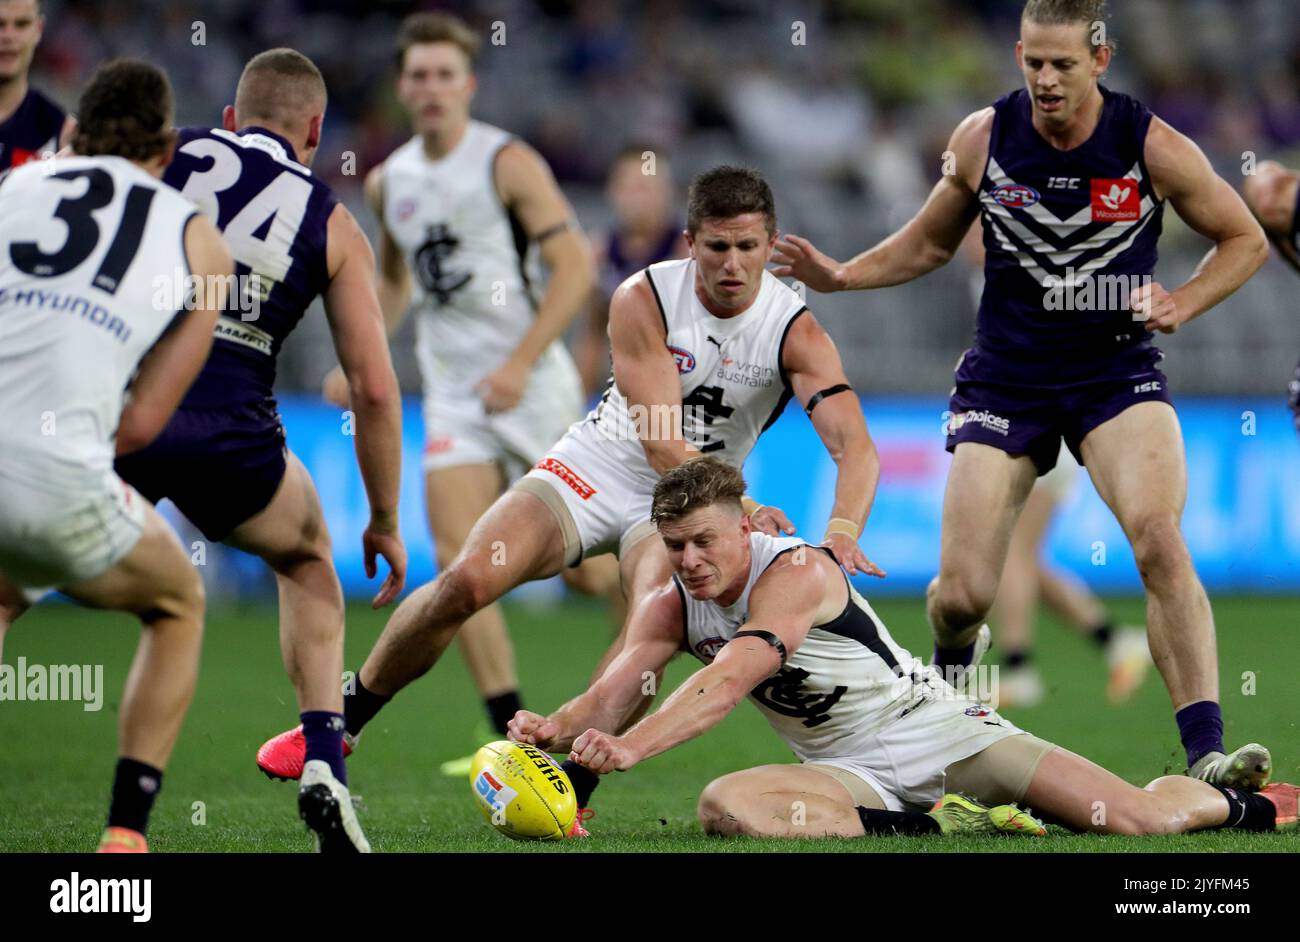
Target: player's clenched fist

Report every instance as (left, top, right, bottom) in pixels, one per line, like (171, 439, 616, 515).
(570, 729, 638, 774)
(1130, 281, 1182, 334)
(508, 710, 561, 749)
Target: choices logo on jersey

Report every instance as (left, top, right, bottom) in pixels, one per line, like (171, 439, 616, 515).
(668, 345, 696, 375)
(473, 769, 518, 813)
(534, 457, 597, 500)
(989, 183, 1041, 208)
(1091, 178, 1140, 221)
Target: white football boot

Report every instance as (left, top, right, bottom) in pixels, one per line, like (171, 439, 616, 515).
(1189, 743, 1273, 792)
(299, 759, 371, 853)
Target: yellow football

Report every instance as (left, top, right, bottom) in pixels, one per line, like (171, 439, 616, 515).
(469, 740, 577, 840)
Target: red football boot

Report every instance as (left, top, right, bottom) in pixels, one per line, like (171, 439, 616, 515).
(96, 826, 148, 853)
(257, 724, 355, 781)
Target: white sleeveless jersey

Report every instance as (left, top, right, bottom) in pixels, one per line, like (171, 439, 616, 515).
(589, 258, 807, 478)
(382, 120, 569, 388)
(0, 155, 198, 475)
(678, 532, 943, 761)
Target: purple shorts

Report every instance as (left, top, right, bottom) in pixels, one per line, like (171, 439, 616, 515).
(115, 399, 287, 541)
(945, 367, 1174, 475)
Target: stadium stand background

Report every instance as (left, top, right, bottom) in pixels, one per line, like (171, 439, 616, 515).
(29, 0, 1300, 396)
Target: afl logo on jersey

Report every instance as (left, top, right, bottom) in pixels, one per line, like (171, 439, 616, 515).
(668, 345, 696, 374)
(989, 183, 1041, 208)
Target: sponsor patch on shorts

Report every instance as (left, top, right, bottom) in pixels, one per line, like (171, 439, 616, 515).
(535, 457, 596, 500)
(948, 409, 1011, 436)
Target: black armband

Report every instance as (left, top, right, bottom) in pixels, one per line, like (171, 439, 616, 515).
(732, 630, 788, 666)
(804, 383, 853, 416)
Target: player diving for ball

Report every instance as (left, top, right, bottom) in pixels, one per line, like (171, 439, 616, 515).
(259, 165, 885, 830)
(113, 49, 407, 853)
(771, 0, 1272, 789)
(0, 60, 233, 853)
(511, 457, 1298, 840)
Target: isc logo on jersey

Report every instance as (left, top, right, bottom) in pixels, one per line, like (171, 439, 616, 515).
(1091, 178, 1140, 222)
(469, 740, 577, 840)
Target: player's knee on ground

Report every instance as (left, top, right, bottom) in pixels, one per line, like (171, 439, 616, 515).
(697, 775, 752, 836)
(1128, 512, 1190, 588)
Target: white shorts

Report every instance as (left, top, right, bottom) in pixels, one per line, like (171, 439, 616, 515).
(804, 695, 1032, 812)
(0, 457, 146, 602)
(517, 419, 658, 566)
(421, 346, 583, 480)
(1037, 441, 1080, 502)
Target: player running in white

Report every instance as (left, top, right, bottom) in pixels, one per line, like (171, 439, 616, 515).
(0, 59, 232, 853)
(113, 50, 406, 853)
(513, 458, 1298, 840)
(260, 165, 885, 827)
(318, 13, 614, 773)
(771, 0, 1271, 789)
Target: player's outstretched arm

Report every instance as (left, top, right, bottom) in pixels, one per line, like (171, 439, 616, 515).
(783, 312, 884, 577)
(323, 202, 407, 607)
(771, 108, 988, 293)
(609, 273, 702, 474)
(509, 584, 683, 754)
(477, 141, 596, 414)
(116, 215, 232, 455)
(572, 554, 831, 774)
(1140, 118, 1269, 331)
(1242, 160, 1300, 273)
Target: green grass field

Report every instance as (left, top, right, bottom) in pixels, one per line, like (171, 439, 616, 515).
(1, 594, 1297, 853)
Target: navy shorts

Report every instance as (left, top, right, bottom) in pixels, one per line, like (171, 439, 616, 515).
(945, 367, 1174, 475)
(115, 400, 287, 541)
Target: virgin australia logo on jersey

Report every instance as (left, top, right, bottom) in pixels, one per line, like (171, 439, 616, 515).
(990, 183, 1041, 208)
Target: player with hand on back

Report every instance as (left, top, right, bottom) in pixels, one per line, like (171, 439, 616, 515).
(260, 165, 885, 833)
(0, 59, 232, 853)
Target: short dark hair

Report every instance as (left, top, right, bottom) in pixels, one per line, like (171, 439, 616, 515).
(651, 457, 747, 528)
(395, 12, 480, 72)
(686, 165, 776, 236)
(234, 48, 327, 129)
(71, 59, 173, 161)
(1021, 0, 1114, 52)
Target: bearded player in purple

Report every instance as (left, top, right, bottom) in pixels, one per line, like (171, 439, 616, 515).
(115, 50, 406, 851)
(773, 0, 1272, 789)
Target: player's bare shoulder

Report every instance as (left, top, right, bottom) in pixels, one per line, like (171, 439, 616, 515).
(363, 161, 386, 215)
(947, 107, 995, 192)
(608, 268, 665, 336)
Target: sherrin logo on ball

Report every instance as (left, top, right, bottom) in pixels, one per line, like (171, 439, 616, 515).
(469, 740, 577, 840)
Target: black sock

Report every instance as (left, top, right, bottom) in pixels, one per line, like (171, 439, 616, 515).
(107, 758, 163, 835)
(1211, 785, 1277, 832)
(485, 691, 523, 736)
(561, 759, 601, 808)
(857, 806, 941, 836)
(344, 676, 391, 737)
(1089, 620, 1114, 649)
(1005, 649, 1031, 669)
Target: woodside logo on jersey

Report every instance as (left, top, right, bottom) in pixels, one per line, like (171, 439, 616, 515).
(1091, 178, 1140, 221)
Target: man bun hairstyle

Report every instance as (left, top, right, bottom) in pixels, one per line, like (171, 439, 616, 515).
(71, 58, 173, 161)
(686, 165, 776, 236)
(651, 457, 747, 527)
